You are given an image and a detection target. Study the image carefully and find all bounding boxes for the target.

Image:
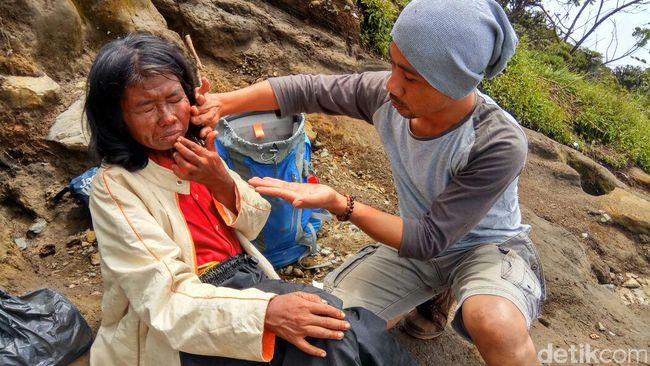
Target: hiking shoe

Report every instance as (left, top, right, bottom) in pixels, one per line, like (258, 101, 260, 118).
(402, 288, 454, 340)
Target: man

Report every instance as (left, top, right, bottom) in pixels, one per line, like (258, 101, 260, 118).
(193, 1, 545, 365)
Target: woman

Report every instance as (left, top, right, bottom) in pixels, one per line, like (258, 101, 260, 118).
(85, 33, 415, 366)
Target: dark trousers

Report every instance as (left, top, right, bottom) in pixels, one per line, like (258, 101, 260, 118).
(180, 257, 417, 366)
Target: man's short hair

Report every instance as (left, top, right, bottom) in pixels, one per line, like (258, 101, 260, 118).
(85, 32, 198, 171)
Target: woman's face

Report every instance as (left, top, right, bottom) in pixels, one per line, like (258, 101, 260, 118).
(121, 73, 191, 151)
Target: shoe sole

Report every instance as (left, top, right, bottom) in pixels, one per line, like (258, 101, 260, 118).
(400, 323, 445, 340)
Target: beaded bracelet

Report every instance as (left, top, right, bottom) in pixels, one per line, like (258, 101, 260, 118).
(336, 194, 356, 222)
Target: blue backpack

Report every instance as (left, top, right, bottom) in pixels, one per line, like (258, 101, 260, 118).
(215, 112, 326, 269)
(52, 166, 99, 207)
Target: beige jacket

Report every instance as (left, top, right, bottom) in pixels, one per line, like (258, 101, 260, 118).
(89, 159, 279, 366)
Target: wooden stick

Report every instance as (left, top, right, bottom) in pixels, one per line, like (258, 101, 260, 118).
(184, 34, 203, 81)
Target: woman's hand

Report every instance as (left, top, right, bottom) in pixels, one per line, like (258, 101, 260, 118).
(190, 78, 224, 138)
(248, 177, 348, 216)
(172, 133, 237, 213)
(265, 292, 350, 357)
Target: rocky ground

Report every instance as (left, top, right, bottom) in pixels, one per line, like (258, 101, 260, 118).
(1, 1, 650, 365)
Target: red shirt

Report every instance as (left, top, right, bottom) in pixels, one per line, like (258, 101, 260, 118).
(149, 153, 242, 269)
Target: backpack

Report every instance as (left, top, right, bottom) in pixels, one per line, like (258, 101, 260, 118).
(52, 166, 99, 207)
(215, 112, 327, 269)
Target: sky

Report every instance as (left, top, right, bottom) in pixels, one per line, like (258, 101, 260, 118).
(542, 0, 650, 68)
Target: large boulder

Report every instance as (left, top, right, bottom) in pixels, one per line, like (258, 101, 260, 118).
(628, 167, 650, 191)
(0, 74, 60, 109)
(597, 188, 650, 235)
(47, 98, 89, 151)
(153, 0, 367, 76)
(72, 0, 181, 44)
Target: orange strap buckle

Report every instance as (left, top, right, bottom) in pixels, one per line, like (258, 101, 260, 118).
(253, 122, 265, 139)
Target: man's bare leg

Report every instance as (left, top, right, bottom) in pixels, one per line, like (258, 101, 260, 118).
(462, 294, 541, 366)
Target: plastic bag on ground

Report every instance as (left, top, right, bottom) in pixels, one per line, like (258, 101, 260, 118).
(0, 288, 93, 366)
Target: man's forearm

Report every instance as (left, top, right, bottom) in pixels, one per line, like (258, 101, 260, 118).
(220, 80, 279, 115)
(332, 194, 403, 250)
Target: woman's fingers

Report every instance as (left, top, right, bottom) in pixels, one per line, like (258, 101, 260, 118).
(303, 325, 345, 341)
(177, 136, 209, 157)
(172, 151, 197, 174)
(292, 291, 323, 304)
(293, 338, 327, 358)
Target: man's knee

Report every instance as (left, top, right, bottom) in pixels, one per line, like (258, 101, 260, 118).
(461, 295, 529, 347)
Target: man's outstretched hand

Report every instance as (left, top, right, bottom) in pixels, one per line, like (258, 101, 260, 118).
(265, 292, 350, 358)
(248, 177, 347, 216)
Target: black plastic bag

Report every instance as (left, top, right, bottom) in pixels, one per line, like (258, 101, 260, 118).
(0, 288, 93, 366)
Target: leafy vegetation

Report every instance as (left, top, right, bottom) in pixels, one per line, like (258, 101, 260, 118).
(481, 40, 650, 171)
(356, 0, 408, 55)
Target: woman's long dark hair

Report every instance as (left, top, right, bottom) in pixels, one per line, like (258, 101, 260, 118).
(85, 32, 198, 171)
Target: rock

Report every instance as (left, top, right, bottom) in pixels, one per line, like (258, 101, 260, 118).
(600, 213, 612, 224)
(68, 284, 76, 289)
(0, 74, 60, 109)
(597, 322, 606, 332)
(27, 218, 47, 237)
(622, 278, 641, 289)
(581, 233, 589, 239)
(38, 244, 56, 257)
(90, 252, 101, 266)
(597, 188, 650, 235)
(538, 316, 551, 327)
(292, 268, 305, 278)
(74, 0, 173, 39)
(591, 263, 610, 284)
(525, 129, 563, 161)
(640, 234, 650, 244)
(589, 333, 600, 340)
(564, 149, 627, 195)
(601, 284, 616, 292)
(14, 237, 28, 250)
(627, 167, 650, 190)
(47, 98, 90, 150)
(85, 230, 97, 244)
(320, 248, 332, 256)
(626, 272, 638, 279)
(304, 121, 318, 142)
(66, 238, 82, 247)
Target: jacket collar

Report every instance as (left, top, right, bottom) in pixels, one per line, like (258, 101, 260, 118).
(137, 159, 190, 195)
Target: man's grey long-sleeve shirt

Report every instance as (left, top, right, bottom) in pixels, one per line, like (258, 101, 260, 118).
(269, 72, 530, 260)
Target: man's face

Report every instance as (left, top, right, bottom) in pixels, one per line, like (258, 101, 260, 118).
(386, 42, 453, 119)
(121, 73, 191, 151)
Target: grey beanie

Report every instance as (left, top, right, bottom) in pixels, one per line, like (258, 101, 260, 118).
(391, 0, 518, 100)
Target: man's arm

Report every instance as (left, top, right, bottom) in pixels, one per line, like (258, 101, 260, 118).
(191, 72, 391, 128)
(269, 72, 390, 123)
(249, 119, 527, 259)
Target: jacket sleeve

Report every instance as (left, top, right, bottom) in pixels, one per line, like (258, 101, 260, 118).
(90, 168, 275, 361)
(213, 158, 272, 240)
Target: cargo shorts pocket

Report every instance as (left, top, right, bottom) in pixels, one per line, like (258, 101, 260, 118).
(324, 244, 380, 292)
(500, 248, 542, 304)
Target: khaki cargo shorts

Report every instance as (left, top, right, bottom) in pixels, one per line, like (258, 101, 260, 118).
(323, 233, 546, 341)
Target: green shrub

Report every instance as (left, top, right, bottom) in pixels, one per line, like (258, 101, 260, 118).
(482, 41, 650, 172)
(357, 0, 408, 55)
(480, 46, 573, 144)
